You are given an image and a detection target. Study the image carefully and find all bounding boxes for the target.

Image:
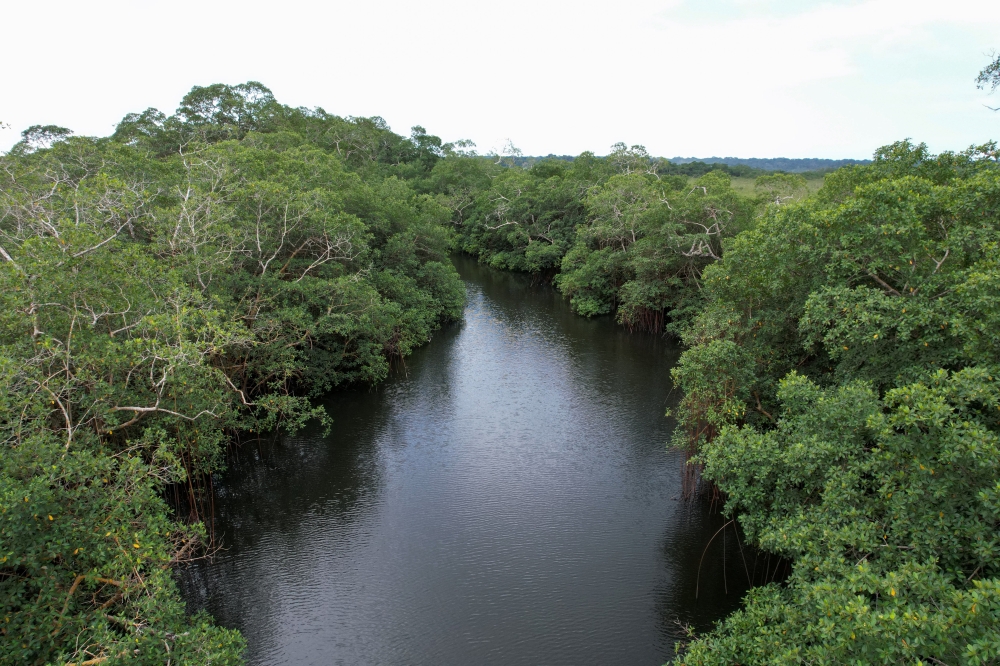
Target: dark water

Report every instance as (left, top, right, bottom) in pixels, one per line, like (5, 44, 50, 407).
(180, 256, 750, 665)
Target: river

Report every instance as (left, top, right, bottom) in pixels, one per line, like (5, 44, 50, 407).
(180, 255, 749, 665)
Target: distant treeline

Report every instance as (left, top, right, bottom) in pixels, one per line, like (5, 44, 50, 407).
(669, 156, 870, 172)
(510, 154, 864, 178)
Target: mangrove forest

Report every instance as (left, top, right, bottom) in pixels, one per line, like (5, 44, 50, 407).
(2, 60, 1000, 664)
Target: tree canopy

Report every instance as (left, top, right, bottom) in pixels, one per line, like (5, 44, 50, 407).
(671, 141, 1000, 664)
(4, 75, 999, 665)
(0, 83, 462, 665)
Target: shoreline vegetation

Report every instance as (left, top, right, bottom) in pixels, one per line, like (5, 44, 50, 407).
(2, 79, 998, 664)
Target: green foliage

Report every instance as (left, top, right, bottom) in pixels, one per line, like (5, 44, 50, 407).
(439, 143, 761, 333)
(10, 78, 995, 665)
(558, 169, 757, 333)
(0, 83, 462, 664)
(670, 340, 756, 447)
(449, 155, 594, 273)
(683, 370, 1000, 664)
(753, 173, 807, 204)
(672, 141, 1000, 664)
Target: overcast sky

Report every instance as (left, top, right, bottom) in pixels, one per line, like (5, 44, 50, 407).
(2, 0, 999, 158)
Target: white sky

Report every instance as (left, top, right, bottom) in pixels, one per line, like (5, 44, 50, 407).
(2, 0, 999, 158)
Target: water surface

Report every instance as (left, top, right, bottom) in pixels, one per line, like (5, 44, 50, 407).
(181, 256, 748, 665)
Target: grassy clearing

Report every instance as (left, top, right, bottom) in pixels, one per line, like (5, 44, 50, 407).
(728, 175, 825, 199)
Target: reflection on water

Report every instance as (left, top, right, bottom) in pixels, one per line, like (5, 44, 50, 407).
(180, 256, 748, 665)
